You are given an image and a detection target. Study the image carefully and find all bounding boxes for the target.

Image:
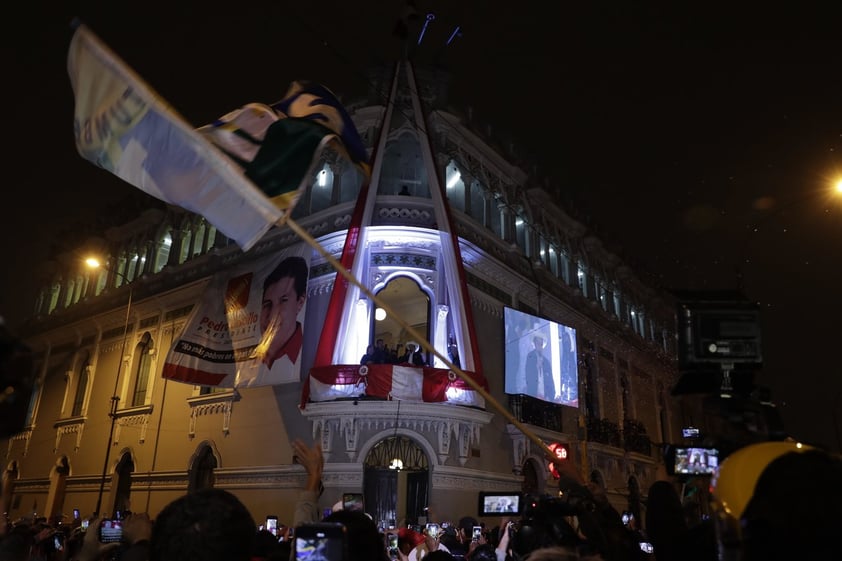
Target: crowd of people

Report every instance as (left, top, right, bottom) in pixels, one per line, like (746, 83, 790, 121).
(361, 338, 426, 366)
(1, 439, 839, 561)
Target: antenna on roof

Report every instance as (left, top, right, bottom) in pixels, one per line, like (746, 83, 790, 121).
(446, 25, 462, 46)
(417, 13, 435, 46)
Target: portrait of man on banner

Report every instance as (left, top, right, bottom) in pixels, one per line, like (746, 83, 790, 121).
(161, 244, 311, 389)
(251, 255, 309, 384)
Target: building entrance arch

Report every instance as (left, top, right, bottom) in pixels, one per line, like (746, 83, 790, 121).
(363, 435, 429, 530)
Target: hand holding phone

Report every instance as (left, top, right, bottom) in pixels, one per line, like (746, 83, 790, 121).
(424, 523, 440, 538)
(98, 519, 123, 543)
(266, 516, 279, 536)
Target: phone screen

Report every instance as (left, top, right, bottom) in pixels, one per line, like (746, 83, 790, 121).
(266, 517, 279, 536)
(472, 526, 482, 541)
(295, 523, 346, 561)
(99, 519, 123, 543)
(342, 493, 364, 512)
(425, 523, 440, 538)
(387, 533, 399, 560)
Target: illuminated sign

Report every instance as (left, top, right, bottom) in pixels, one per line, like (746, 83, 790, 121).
(547, 442, 569, 479)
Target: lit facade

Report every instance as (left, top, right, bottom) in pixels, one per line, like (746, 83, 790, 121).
(3, 62, 702, 528)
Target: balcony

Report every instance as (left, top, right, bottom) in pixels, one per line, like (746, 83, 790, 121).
(622, 419, 652, 456)
(508, 394, 562, 432)
(584, 417, 652, 456)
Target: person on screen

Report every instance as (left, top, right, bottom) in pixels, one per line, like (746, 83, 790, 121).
(254, 256, 308, 382)
(560, 328, 577, 401)
(524, 336, 556, 401)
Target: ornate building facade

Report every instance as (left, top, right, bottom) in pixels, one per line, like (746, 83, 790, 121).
(3, 61, 703, 529)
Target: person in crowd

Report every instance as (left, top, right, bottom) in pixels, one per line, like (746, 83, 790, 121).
(422, 551, 454, 561)
(371, 338, 390, 364)
(402, 342, 425, 366)
(397, 527, 426, 560)
(466, 543, 496, 561)
(361, 344, 377, 365)
(255, 255, 309, 383)
(149, 488, 257, 561)
(644, 481, 689, 561)
(120, 513, 153, 561)
(291, 438, 325, 528)
(323, 509, 389, 561)
(712, 441, 842, 561)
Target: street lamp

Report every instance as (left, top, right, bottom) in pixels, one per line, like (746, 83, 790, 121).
(86, 257, 132, 518)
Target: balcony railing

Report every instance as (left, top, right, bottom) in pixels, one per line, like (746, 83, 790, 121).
(508, 394, 562, 432)
(584, 417, 652, 455)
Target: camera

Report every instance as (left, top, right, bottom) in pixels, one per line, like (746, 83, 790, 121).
(665, 445, 719, 476)
(98, 519, 123, 543)
(477, 491, 523, 516)
(295, 522, 347, 561)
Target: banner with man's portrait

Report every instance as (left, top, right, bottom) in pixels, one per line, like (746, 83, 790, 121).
(162, 244, 311, 388)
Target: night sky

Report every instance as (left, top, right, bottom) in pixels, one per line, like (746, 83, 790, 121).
(3, 2, 841, 451)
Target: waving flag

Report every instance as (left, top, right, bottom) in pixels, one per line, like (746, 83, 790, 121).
(68, 24, 369, 251)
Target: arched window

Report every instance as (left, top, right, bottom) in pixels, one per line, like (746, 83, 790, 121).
(469, 180, 486, 224)
(521, 458, 541, 495)
(154, 232, 172, 273)
(445, 161, 465, 211)
(188, 443, 218, 493)
(373, 276, 430, 363)
(310, 166, 334, 212)
(46, 456, 70, 522)
(112, 452, 134, 517)
(131, 333, 154, 407)
(72, 353, 90, 417)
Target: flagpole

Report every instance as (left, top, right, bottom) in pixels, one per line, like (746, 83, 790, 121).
(283, 217, 559, 464)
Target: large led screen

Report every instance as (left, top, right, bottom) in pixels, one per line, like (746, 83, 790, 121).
(504, 307, 578, 407)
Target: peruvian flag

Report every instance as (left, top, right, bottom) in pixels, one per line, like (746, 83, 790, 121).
(301, 364, 487, 408)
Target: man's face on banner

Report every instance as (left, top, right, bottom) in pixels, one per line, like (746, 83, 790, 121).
(259, 275, 305, 359)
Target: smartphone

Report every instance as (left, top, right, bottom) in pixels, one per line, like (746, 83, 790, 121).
(266, 516, 279, 536)
(425, 523, 440, 538)
(640, 541, 654, 554)
(387, 532, 399, 560)
(80, 519, 90, 532)
(472, 526, 482, 542)
(98, 519, 123, 543)
(621, 511, 634, 526)
(295, 522, 347, 561)
(73, 509, 80, 520)
(342, 493, 364, 512)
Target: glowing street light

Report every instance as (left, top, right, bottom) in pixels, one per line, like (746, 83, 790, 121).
(85, 257, 132, 518)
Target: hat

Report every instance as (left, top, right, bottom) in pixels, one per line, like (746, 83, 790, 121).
(406, 341, 419, 352)
(398, 527, 426, 548)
